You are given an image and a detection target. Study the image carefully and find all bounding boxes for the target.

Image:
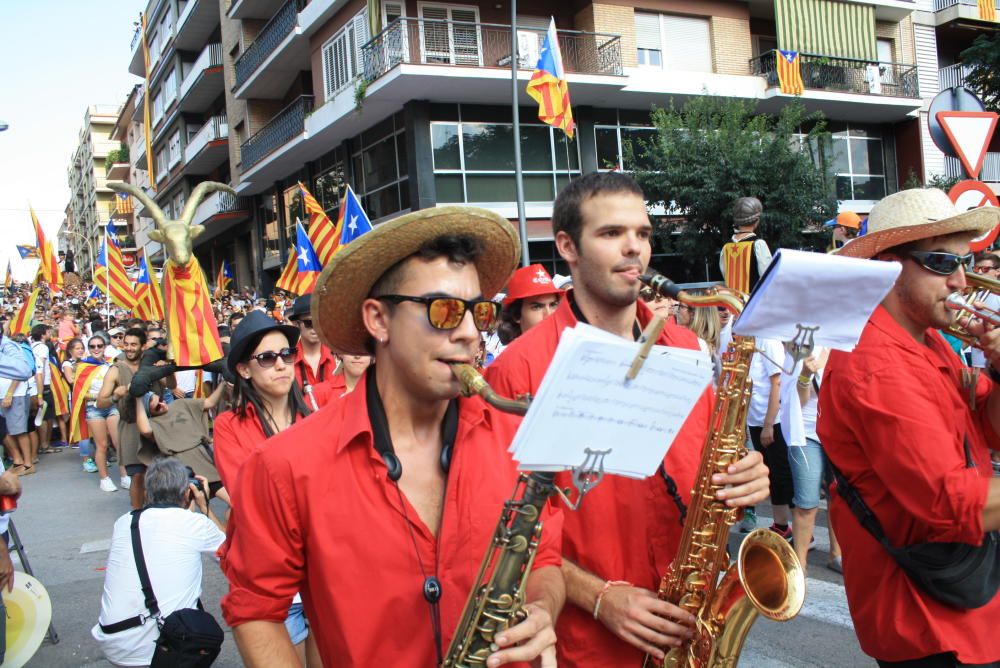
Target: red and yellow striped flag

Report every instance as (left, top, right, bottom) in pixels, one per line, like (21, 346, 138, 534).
(30, 206, 63, 293)
(94, 231, 136, 311)
(300, 182, 343, 266)
(526, 19, 575, 139)
(721, 241, 755, 294)
(134, 253, 164, 321)
(275, 250, 300, 294)
(4, 261, 12, 290)
(9, 288, 39, 335)
(48, 361, 70, 417)
(162, 259, 224, 366)
(979, 0, 997, 21)
(776, 50, 805, 95)
(193, 369, 207, 399)
(69, 362, 104, 442)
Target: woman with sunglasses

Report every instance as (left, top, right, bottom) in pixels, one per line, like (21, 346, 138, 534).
(63, 337, 98, 473)
(81, 336, 127, 492)
(213, 311, 320, 666)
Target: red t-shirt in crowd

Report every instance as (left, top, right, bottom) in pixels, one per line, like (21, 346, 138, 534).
(818, 305, 1000, 664)
(293, 341, 337, 389)
(219, 372, 563, 666)
(485, 294, 713, 668)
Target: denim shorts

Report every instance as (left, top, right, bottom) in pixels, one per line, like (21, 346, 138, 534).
(788, 437, 824, 510)
(284, 602, 309, 645)
(85, 403, 119, 421)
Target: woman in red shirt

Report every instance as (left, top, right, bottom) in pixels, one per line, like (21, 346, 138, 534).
(214, 310, 319, 665)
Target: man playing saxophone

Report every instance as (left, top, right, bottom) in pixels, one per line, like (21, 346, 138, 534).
(820, 189, 1000, 667)
(220, 208, 564, 667)
(486, 173, 772, 666)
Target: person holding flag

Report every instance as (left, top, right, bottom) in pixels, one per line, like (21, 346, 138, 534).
(526, 18, 575, 139)
(70, 336, 126, 493)
(8, 288, 40, 336)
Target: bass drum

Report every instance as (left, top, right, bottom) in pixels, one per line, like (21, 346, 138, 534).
(3, 571, 52, 668)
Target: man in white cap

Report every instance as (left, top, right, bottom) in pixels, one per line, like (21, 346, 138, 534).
(820, 189, 1000, 667)
(220, 207, 563, 667)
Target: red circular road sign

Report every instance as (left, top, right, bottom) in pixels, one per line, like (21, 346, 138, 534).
(122, 253, 136, 268)
(949, 180, 1000, 251)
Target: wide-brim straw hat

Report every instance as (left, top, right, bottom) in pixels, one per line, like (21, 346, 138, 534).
(836, 188, 1000, 259)
(311, 206, 521, 355)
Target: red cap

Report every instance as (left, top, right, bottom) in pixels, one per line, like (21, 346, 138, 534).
(502, 264, 563, 306)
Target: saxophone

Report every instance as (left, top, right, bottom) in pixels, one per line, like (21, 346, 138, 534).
(442, 364, 558, 668)
(640, 270, 805, 668)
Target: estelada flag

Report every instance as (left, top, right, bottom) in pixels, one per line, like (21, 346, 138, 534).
(135, 253, 165, 321)
(9, 289, 39, 336)
(275, 249, 299, 295)
(162, 259, 224, 366)
(213, 260, 233, 299)
(15, 245, 39, 260)
(336, 186, 373, 251)
(48, 362, 70, 417)
(721, 240, 755, 294)
(526, 18, 575, 139)
(69, 362, 104, 442)
(30, 206, 62, 293)
(293, 222, 322, 295)
(776, 50, 804, 95)
(93, 227, 136, 311)
(300, 181, 342, 266)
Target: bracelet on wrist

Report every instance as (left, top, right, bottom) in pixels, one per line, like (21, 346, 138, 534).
(592, 580, 631, 620)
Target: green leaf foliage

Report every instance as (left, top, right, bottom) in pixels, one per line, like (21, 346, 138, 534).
(630, 97, 837, 274)
(960, 33, 1000, 113)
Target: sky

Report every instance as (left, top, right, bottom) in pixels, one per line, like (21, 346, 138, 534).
(0, 0, 143, 280)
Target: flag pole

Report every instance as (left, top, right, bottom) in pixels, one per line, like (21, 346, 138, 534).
(104, 231, 111, 329)
(510, 0, 530, 267)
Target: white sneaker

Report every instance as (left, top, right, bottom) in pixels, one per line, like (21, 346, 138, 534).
(99, 477, 118, 493)
(120, 476, 131, 490)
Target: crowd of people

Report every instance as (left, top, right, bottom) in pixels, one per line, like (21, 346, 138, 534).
(2, 171, 999, 668)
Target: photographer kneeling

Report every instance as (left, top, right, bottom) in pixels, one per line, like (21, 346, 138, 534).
(92, 457, 225, 667)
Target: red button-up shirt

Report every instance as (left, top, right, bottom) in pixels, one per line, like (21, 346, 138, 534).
(294, 340, 337, 390)
(219, 373, 563, 667)
(818, 305, 1000, 663)
(485, 295, 713, 668)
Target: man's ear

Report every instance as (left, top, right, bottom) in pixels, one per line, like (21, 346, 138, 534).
(554, 230, 579, 266)
(362, 298, 390, 346)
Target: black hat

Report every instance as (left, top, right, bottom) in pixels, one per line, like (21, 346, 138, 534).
(226, 311, 299, 376)
(288, 294, 312, 321)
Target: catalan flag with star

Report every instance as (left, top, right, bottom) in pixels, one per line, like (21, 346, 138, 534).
(213, 260, 234, 299)
(134, 252, 165, 321)
(115, 191, 134, 215)
(162, 258, 224, 366)
(94, 222, 136, 311)
(275, 220, 322, 295)
(526, 18, 575, 139)
(30, 205, 62, 293)
(776, 50, 804, 95)
(299, 181, 343, 265)
(336, 185, 373, 250)
(9, 288, 40, 336)
(15, 245, 39, 260)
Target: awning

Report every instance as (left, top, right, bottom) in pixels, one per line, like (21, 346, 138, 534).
(775, 0, 877, 62)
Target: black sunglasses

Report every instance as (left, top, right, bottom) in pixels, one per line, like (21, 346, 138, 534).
(298, 318, 313, 329)
(377, 295, 501, 332)
(248, 347, 296, 368)
(89, 343, 105, 349)
(907, 250, 974, 276)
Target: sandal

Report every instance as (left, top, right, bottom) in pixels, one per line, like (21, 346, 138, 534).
(827, 556, 843, 574)
(19, 465, 35, 476)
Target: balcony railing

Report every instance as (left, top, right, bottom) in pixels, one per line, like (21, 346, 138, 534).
(362, 17, 623, 83)
(131, 25, 142, 52)
(192, 189, 253, 227)
(939, 62, 976, 90)
(240, 95, 313, 170)
(233, 0, 304, 90)
(934, 0, 999, 10)
(185, 115, 229, 162)
(946, 153, 1000, 181)
(181, 43, 223, 99)
(749, 50, 919, 98)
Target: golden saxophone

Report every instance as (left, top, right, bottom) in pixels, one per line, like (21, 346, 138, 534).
(640, 270, 805, 668)
(442, 364, 557, 668)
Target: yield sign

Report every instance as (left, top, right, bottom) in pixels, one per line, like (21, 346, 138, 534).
(936, 111, 998, 179)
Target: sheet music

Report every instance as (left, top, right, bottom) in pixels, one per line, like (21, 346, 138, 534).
(733, 248, 900, 351)
(509, 324, 713, 478)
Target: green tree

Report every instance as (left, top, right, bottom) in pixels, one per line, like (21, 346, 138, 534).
(631, 97, 836, 274)
(960, 33, 1000, 112)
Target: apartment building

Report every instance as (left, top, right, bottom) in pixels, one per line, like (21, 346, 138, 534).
(65, 105, 123, 278)
(127, 0, 254, 286)
(127, 0, 995, 286)
(111, 84, 159, 262)
(910, 0, 1000, 186)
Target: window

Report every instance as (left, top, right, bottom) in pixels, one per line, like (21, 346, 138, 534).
(283, 184, 304, 246)
(155, 148, 168, 181)
(152, 90, 165, 126)
(168, 130, 182, 168)
(418, 4, 481, 66)
(594, 112, 657, 171)
(349, 112, 409, 220)
(322, 10, 370, 98)
(382, 1, 410, 65)
(259, 194, 280, 262)
(162, 67, 177, 106)
(314, 165, 344, 219)
(827, 122, 887, 202)
(634, 12, 712, 72)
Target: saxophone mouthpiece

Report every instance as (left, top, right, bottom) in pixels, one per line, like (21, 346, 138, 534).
(640, 269, 683, 299)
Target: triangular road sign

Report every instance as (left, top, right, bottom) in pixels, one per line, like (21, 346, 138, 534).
(936, 111, 998, 179)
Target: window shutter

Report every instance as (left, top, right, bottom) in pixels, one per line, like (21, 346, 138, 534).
(384, 1, 404, 23)
(634, 12, 661, 51)
(661, 15, 712, 72)
(451, 8, 480, 65)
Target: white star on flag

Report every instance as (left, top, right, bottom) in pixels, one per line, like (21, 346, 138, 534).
(299, 246, 310, 264)
(349, 214, 358, 234)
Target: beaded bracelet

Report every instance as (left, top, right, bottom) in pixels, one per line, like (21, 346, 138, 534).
(592, 580, 632, 620)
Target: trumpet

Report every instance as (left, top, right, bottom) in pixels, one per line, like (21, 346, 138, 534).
(945, 271, 1000, 345)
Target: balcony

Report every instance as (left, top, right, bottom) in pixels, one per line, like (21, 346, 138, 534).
(129, 24, 145, 77)
(233, 0, 309, 99)
(191, 189, 253, 246)
(939, 62, 976, 90)
(174, 0, 221, 51)
(106, 161, 129, 180)
(934, 0, 999, 24)
(241, 95, 313, 172)
(228, 0, 278, 20)
(179, 43, 224, 113)
(184, 116, 229, 174)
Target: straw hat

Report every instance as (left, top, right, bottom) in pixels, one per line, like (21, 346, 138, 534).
(836, 188, 1000, 259)
(311, 206, 521, 355)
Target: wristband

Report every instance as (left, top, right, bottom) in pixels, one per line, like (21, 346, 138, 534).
(797, 374, 812, 384)
(592, 580, 631, 620)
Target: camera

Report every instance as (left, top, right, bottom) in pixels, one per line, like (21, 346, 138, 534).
(185, 466, 200, 491)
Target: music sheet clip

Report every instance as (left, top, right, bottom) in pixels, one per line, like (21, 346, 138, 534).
(625, 315, 667, 381)
(555, 447, 611, 511)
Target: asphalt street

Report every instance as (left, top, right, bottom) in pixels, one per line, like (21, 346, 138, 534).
(14, 447, 873, 667)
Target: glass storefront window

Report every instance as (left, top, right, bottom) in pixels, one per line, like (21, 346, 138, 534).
(350, 113, 409, 220)
(283, 185, 303, 243)
(432, 124, 461, 170)
(314, 166, 343, 219)
(260, 194, 280, 262)
(799, 121, 888, 202)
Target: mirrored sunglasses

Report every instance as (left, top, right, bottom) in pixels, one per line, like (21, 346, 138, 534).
(907, 250, 974, 276)
(377, 295, 500, 332)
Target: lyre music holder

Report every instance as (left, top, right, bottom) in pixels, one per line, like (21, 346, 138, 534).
(755, 323, 821, 374)
(555, 447, 612, 511)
